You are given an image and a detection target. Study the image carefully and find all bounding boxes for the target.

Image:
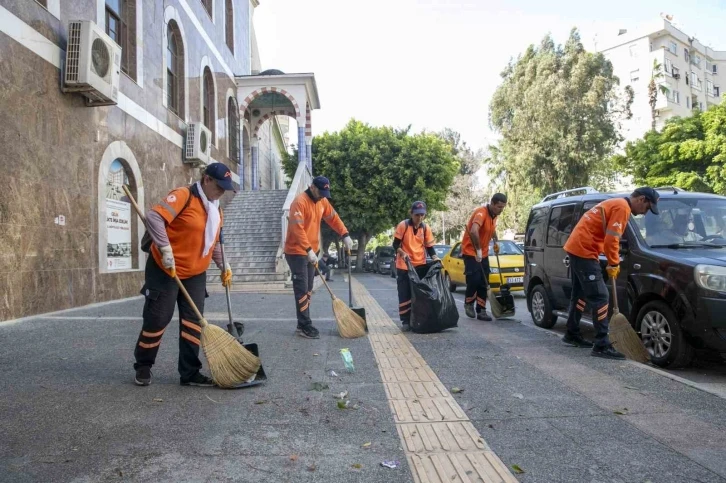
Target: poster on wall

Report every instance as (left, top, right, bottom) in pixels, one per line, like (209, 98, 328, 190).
(106, 159, 132, 271)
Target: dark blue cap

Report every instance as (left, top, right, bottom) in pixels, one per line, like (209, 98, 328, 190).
(411, 201, 427, 215)
(205, 163, 237, 192)
(633, 187, 660, 214)
(312, 176, 331, 198)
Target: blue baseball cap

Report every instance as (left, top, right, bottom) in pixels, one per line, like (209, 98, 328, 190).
(312, 176, 331, 198)
(205, 163, 237, 192)
(633, 187, 660, 214)
(411, 201, 427, 215)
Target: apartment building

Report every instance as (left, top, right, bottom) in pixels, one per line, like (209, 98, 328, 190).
(598, 17, 725, 142)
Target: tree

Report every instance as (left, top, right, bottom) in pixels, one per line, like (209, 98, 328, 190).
(613, 100, 726, 194)
(648, 60, 670, 131)
(489, 28, 633, 196)
(282, 120, 459, 271)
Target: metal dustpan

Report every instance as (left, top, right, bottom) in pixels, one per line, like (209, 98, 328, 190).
(223, 342, 268, 389)
(491, 245, 516, 319)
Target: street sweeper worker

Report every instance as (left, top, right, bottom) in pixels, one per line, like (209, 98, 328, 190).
(562, 187, 659, 359)
(132, 163, 237, 387)
(460, 193, 507, 321)
(284, 176, 353, 339)
(393, 201, 438, 332)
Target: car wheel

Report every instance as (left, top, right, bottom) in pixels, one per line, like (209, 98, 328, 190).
(637, 300, 694, 368)
(444, 272, 456, 292)
(528, 284, 557, 329)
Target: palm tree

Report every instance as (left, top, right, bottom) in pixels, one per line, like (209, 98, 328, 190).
(648, 59, 670, 131)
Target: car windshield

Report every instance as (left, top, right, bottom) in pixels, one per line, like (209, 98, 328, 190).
(378, 248, 394, 257)
(489, 240, 522, 255)
(433, 246, 450, 257)
(632, 197, 726, 247)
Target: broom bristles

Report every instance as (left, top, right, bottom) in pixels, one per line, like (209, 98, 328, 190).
(487, 289, 514, 319)
(200, 324, 261, 388)
(332, 298, 367, 339)
(609, 313, 650, 363)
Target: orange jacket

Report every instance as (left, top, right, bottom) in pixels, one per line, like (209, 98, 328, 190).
(394, 220, 435, 270)
(284, 190, 348, 256)
(564, 198, 630, 266)
(461, 206, 497, 257)
(150, 186, 223, 279)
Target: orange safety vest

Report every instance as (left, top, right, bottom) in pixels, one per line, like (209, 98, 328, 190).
(461, 206, 497, 257)
(284, 190, 348, 256)
(564, 198, 630, 266)
(150, 186, 223, 279)
(394, 220, 435, 270)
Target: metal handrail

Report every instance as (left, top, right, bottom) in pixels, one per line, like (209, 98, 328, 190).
(280, 162, 313, 258)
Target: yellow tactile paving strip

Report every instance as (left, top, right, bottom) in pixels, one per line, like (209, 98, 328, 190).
(350, 278, 518, 483)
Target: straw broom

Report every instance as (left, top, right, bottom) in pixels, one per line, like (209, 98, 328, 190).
(608, 277, 650, 363)
(122, 186, 261, 387)
(315, 264, 366, 338)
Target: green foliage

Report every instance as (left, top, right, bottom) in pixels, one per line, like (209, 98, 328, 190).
(613, 100, 726, 194)
(488, 28, 631, 195)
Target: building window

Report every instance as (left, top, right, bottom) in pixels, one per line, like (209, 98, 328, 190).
(225, 0, 234, 53)
(686, 96, 691, 108)
(691, 71, 699, 88)
(201, 0, 213, 17)
(714, 64, 719, 74)
(684, 49, 690, 62)
(668, 41, 677, 54)
(228, 97, 239, 160)
(672, 66, 680, 79)
(715, 86, 721, 97)
(693, 54, 701, 68)
(166, 21, 184, 118)
(105, 0, 137, 80)
(673, 90, 680, 104)
(664, 59, 672, 75)
(707, 80, 714, 96)
(203, 67, 215, 143)
(630, 70, 640, 83)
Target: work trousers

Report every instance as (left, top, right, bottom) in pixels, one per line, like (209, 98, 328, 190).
(463, 256, 490, 312)
(133, 256, 207, 380)
(565, 254, 611, 348)
(286, 254, 315, 327)
(396, 264, 429, 324)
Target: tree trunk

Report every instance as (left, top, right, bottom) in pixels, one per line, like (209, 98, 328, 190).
(334, 240, 341, 266)
(355, 233, 369, 273)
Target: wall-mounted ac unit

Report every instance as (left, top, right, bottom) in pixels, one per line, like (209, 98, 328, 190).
(62, 20, 121, 106)
(185, 123, 212, 165)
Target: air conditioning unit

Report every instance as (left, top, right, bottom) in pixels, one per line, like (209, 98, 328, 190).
(673, 73, 681, 79)
(62, 20, 121, 106)
(185, 123, 212, 165)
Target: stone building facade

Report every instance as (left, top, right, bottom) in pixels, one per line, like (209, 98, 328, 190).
(0, 0, 286, 321)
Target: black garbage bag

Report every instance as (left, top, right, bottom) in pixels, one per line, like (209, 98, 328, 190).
(407, 259, 459, 333)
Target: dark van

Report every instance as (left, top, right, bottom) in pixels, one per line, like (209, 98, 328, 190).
(523, 187, 726, 368)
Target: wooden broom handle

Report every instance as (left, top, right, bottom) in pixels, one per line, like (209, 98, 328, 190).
(121, 185, 208, 327)
(610, 276, 620, 315)
(315, 264, 336, 299)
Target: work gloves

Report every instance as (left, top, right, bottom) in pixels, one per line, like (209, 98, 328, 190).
(606, 265, 620, 279)
(159, 245, 176, 278)
(475, 249, 483, 263)
(343, 236, 354, 252)
(307, 250, 319, 265)
(221, 263, 233, 288)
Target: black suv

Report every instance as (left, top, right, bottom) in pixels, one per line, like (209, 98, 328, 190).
(524, 187, 726, 368)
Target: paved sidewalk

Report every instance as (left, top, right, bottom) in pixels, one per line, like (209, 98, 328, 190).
(2, 273, 726, 482)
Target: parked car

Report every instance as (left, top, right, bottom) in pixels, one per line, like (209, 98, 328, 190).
(523, 186, 726, 368)
(441, 240, 525, 294)
(372, 246, 396, 275)
(363, 252, 375, 272)
(427, 244, 452, 262)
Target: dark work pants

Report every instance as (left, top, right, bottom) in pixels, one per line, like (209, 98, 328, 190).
(464, 256, 490, 312)
(396, 264, 428, 324)
(133, 256, 207, 380)
(565, 254, 611, 348)
(286, 254, 315, 327)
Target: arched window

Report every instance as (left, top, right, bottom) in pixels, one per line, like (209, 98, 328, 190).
(225, 0, 234, 53)
(203, 67, 215, 143)
(166, 21, 184, 118)
(228, 97, 239, 161)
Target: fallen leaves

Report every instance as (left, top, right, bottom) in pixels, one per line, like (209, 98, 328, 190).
(362, 442, 371, 449)
(351, 463, 362, 469)
(289, 454, 298, 462)
(451, 387, 464, 394)
(511, 464, 525, 474)
(152, 398, 163, 403)
(309, 382, 329, 391)
(512, 393, 524, 400)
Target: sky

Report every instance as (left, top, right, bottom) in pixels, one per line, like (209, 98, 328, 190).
(254, 0, 726, 152)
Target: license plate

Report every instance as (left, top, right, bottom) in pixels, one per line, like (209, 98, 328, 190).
(507, 277, 523, 284)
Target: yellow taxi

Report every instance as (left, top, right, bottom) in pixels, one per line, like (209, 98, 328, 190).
(441, 240, 525, 293)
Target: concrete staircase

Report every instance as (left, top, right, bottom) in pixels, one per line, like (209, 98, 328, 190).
(207, 189, 290, 291)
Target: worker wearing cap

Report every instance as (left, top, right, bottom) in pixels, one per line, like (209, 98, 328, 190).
(393, 201, 438, 332)
(562, 187, 659, 359)
(284, 176, 353, 339)
(461, 193, 508, 321)
(133, 163, 237, 387)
